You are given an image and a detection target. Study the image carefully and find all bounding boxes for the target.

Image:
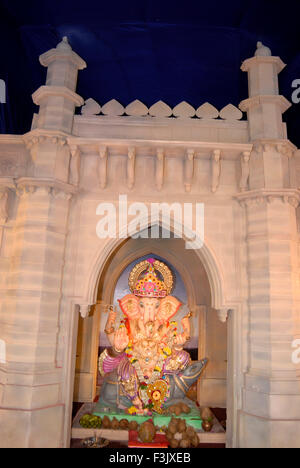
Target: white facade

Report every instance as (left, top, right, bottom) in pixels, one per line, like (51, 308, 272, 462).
(0, 38, 299, 448)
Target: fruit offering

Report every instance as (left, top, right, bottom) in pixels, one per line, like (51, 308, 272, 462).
(79, 413, 102, 429)
(165, 417, 199, 448)
(138, 420, 156, 443)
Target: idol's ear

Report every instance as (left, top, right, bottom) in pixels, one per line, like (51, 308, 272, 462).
(158, 296, 181, 322)
(118, 294, 140, 320)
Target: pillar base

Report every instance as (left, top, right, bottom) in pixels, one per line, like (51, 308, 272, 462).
(0, 405, 64, 448)
(239, 411, 300, 448)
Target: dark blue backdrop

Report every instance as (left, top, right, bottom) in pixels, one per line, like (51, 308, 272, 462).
(0, 0, 300, 147)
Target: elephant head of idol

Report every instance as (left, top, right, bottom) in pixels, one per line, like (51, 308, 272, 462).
(118, 258, 181, 327)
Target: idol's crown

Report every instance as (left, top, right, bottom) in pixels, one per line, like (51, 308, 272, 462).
(129, 258, 173, 298)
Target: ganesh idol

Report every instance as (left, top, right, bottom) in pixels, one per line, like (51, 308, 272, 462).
(97, 258, 207, 414)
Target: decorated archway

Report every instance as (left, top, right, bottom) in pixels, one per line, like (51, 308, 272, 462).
(64, 219, 239, 448)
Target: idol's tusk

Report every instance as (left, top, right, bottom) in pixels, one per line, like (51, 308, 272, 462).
(184, 311, 193, 319)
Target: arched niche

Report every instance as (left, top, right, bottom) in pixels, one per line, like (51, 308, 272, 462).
(73, 231, 227, 413)
(83, 217, 226, 312)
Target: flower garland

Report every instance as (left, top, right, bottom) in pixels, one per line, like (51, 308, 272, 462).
(124, 321, 178, 407)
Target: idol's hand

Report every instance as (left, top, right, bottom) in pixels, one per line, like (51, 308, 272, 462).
(132, 396, 144, 413)
(114, 327, 129, 352)
(106, 310, 117, 329)
(174, 334, 187, 347)
(181, 315, 191, 341)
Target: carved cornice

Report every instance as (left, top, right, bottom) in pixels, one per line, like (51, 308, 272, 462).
(156, 148, 165, 191)
(0, 177, 16, 190)
(15, 177, 77, 199)
(239, 151, 251, 192)
(69, 144, 81, 186)
(66, 136, 253, 158)
(241, 55, 286, 74)
(252, 139, 297, 157)
(39, 47, 86, 70)
(127, 146, 136, 190)
(217, 308, 229, 323)
(0, 178, 15, 225)
(239, 95, 291, 114)
(236, 189, 300, 208)
(98, 145, 108, 189)
(211, 149, 221, 193)
(0, 188, 9, 224)
(184, 148, 195, 192)
(79, 304, 91, 318)
(32, 86, 84, 107)
(23, 131, 68, 149)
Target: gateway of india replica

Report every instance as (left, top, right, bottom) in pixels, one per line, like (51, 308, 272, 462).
(0, 37, 300, 448)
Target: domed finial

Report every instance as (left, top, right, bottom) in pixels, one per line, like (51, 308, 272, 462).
(255, 41, 272, 57)
(56, 36, 72, 51)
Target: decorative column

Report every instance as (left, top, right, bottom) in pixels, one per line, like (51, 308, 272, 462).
(98, 146, 108, 189)
(196, 305, 207, 404)
(156, 148, 165, 191)
(74, 303, 101, 403)
(184, 149, 195, 193)
(211, 149, 221, 193)
(127, 146, 136, 190)
(0, 38, 86, 448)
(237, 43, 300, 448)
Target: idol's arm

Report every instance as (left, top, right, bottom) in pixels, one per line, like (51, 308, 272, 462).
(114, 327, 129, 352)
(174, 315, 191, 349)
(98, 347, 125, 376)
(104, 309, 117, 346)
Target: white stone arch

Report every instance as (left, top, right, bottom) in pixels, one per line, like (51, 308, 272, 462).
(84, 214, 227, 312)
(99, 244, 199, 310)
(64, 214, 238, 448)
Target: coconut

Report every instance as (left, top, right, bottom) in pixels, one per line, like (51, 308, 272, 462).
(168, 418, 178, 433)
(186, 426, 196, 438)
(138, 421, 156, 443)
(177, 419, 187, 433)
(180, 402, 191, 414)
(169, 439, 179, 448)
(179, 438, 190, 448)
(129, 420, 138, 431)
(111, 418, 119, 430)
(102, 415, 111, 428)
(119, 418, 129, 429)
(191, 435, 199, 447)
(168, 405, 177, 414)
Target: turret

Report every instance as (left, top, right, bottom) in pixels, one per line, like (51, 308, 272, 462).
(240, 41, 291, 140)
(32, 37, 86, 133)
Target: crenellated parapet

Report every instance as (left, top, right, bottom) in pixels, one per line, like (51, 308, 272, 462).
(80, 97, 244, 120)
